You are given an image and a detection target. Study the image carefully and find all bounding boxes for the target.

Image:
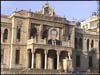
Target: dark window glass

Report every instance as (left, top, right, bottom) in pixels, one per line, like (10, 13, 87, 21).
(42, 29, 48, 39)
(29, 24, 37, 39)
(76, 55, 80, 67)
(3, 29, 8, 42)
(15, 49, 20, 64)
(75, 38, 77, 49)
(28, 49, 32, 68)
(16, 26, 21, 41)
(48, 39, 52, 45)
(68, 34, 71, 40)
(87, 39, 89, 50)
(91, 40, 94, 48)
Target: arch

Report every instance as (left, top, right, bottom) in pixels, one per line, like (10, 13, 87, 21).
(59, 51, 68, 71)
(34, 48, 45, 69)
(47, 49, 57, 69)
(3, 28, 8, 42)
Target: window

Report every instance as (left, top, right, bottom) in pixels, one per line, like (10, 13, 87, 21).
(75, 38, 78, 49)
(29, 24, 37, 39)
(68, 34, 71, 40)
(15, 49, 20, 64)
(89, 56, 93, 67)
(3, 29, 8, 42)
(1, 49, 4, 64)
(42, 28, 48, 39)
(48, 39, 52, 45)
(56, 40, 61, 45)
(76, 55, 80, 67)
(91, 40, 94, 48)
(87, 39, 89, 50)
(16, 26, 21, 41)
(79, 38, 83, 49)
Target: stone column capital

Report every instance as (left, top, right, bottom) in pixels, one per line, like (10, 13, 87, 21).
(56, 50, 60, 55)
(44, 49, 48, 54)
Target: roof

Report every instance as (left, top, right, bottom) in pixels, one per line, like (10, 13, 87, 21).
(1, 15, 8, 18)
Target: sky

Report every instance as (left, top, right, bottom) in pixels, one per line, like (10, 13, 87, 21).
(1, 1, 98, 21)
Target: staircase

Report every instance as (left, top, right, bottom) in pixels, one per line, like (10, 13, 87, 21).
(1, 68, 64, 74)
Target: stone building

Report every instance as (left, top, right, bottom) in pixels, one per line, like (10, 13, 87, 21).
(73, 12, 99, 72)
(1, 3, 75, 72)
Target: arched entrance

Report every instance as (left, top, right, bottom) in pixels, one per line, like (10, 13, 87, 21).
(59, 51, 68, 71)
(34, 48, 45, 69)
(47, 50, 57, 69)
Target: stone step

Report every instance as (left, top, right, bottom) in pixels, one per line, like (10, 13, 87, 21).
(1, 68, 62, 74)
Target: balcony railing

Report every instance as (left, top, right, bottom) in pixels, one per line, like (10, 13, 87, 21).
(27, 39, 72, 48)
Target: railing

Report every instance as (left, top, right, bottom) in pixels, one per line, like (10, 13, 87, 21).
(27, 39, 72, 48)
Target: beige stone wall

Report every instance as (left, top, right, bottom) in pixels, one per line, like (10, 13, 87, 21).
(1, 8, 74, 70)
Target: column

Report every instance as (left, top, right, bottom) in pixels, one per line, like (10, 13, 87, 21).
(44, 50, 48, 69)
(68, 52, 71, 60)
(57, 51, 60, 70)
(31, 52, 34, 68)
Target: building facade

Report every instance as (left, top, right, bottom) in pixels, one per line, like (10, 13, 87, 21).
(1, 3, 99, 73)
(73, 12, 99, 71)
(1, 3, 75, 72)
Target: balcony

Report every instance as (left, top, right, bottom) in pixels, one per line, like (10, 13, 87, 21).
(27, 39, 46, 45)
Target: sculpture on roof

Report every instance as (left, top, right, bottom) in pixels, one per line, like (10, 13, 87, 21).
(35, 2, 55, 16)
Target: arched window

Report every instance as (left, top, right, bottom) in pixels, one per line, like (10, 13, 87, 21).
(79, 38, 83, 49)
(29, 24, 37, 39)
(16, 26, 21, 41)
(91, 40, 94, 48)
(3, 29, 8, 42)
(42, 28, 48, 39)
(87, 39, 89, 50)
(75, 38, 78, 49)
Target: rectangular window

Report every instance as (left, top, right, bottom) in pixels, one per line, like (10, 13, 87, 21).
(76, 55, 80, 67)
(89, 56, 93, 67)
(15, 49, 20, 64)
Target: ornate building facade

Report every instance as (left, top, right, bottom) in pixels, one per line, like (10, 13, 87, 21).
(1, 3, 75, 72)
(73, 12, 99, 71)
(1, 3, 99, 73)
